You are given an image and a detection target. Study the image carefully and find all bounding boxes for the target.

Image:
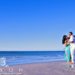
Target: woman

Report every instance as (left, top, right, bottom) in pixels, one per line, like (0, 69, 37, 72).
(62, 35, 71, 63)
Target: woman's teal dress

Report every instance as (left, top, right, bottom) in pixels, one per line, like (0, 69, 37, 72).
(65, 44, 71, 62)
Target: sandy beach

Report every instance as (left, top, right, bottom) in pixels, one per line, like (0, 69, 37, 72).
(0, 61, 75, 75)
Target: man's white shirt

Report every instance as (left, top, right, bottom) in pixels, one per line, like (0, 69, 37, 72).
(69, 35, 74, 43)
(69, 35, 75, 47)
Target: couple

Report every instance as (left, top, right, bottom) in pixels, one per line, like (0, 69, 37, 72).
(62, 32, 75, 65)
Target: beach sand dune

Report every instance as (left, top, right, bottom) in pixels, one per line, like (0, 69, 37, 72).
(0, 62, 75, 75)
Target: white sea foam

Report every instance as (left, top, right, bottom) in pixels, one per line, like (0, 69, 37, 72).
(0, 57, 7, 66)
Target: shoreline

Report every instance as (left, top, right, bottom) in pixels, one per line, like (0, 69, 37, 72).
(9, 60, 65, 66)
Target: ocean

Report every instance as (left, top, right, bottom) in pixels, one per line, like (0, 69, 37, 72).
(0, 51, 65, 66)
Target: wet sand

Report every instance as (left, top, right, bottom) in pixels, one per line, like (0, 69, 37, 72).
(0, 62, 75, 75)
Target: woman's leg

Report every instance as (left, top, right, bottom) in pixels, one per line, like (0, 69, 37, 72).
(65, 46, 70, 62)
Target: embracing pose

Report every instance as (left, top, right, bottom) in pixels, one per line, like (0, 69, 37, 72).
(62, 32, 75, 65)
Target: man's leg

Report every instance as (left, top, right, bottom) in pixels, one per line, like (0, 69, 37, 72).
(70, 46, 74, 64)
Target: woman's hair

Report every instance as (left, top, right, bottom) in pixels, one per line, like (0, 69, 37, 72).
(62, 35, 67, 44)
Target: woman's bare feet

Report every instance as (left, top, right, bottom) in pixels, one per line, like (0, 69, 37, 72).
(69, 61, 74, 64)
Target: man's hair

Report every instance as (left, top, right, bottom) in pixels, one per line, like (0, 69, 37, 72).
(69, 32, 73, 35)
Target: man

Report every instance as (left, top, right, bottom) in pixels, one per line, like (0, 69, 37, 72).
(69, 32, 75, 64)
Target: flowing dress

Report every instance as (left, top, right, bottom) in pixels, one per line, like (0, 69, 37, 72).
(65, 44, 71, 62)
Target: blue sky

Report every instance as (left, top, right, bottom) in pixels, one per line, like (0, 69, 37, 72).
(0, 0, 75, 51)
